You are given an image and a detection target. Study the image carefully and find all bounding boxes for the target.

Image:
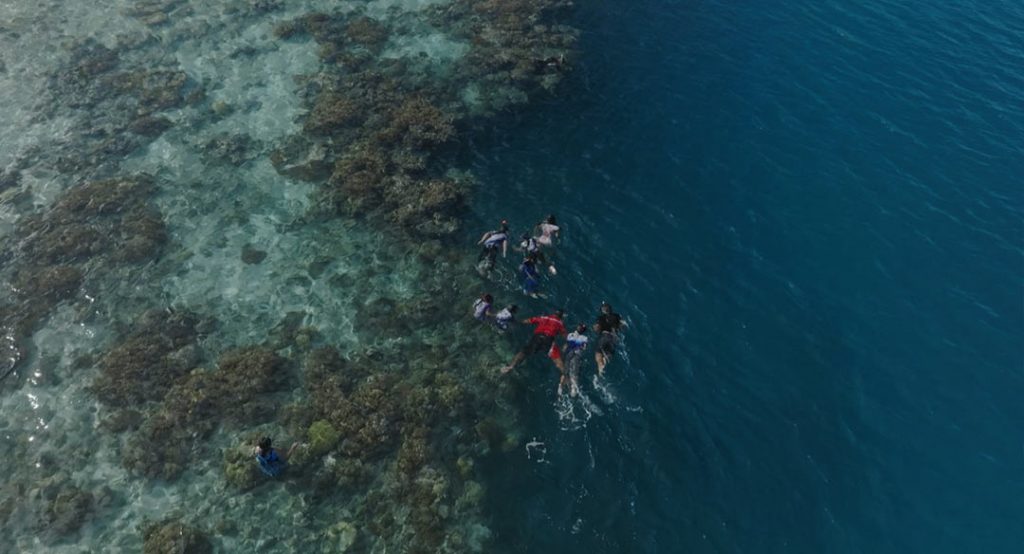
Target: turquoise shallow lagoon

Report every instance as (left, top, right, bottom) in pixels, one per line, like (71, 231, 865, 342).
(2, 0, 1023, 553)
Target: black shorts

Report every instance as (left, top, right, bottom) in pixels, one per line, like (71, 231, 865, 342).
(521, 333, 554, 356)
(598, 332, 617, 356)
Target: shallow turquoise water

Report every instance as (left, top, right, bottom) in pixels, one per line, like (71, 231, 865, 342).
(467, 0, 1024, 552)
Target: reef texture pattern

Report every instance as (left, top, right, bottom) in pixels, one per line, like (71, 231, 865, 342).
(0, 0, 576, 552)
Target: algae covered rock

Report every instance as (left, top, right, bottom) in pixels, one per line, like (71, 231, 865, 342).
(324, 520, 358, 552)
(142, 518, 212, 554)
(307, 419, 340, 457)
(223, 443, 258, 490)
(43, 486, 93, 537)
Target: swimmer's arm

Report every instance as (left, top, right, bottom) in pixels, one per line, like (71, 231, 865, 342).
(502, 240, 507, 258)
(477, 232, 490, 245)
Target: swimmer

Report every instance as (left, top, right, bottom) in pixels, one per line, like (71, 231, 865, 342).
(519, 253, 543, 298)
(592, 302, 627, 377)
(558, 323, 589, 397)
(472, 293, 494, 322)
(534, 215, 560, 247)
(519, 233, 556, 275)
(493, 304, 518, 332)
(254, 437, 299, 478)
(476, 220, 509, 275)
(500, 310, 567, 374)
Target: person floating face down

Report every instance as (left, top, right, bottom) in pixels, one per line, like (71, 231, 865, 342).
(556, 323, 589, 397)
(472, 293, 494, 321)
(493, 304, 518, 332)
(477, 220, 510, 274)
(520, 233, 556, 275)
(593, 302, 626, 377)
(535, 215, 559, 247)
(519, 253, 542, 297)
(500, 310, 567, 374)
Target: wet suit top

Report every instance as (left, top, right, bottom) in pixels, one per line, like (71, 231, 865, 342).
(565, 331, 589, 353)
(495, 308, 514, 329)
(527, 315, 566, 337)
(483, 231, 508, 249)
(256, 448, 285, 477)
(595, 312, 623, 334)
(472, 298, 491, 321)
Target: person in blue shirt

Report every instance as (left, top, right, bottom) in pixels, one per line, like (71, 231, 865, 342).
(254, 437, 298, 477)
(519, 253, 542, 298)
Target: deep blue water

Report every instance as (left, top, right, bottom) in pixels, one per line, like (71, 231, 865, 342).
(466, 0, 1024, 552)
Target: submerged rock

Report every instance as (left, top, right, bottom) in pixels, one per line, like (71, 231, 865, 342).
(324, 520, 358, 552)
(42, 486, 93, 538)
(241, 245, 267, 264)
(141, 519, 212, 554)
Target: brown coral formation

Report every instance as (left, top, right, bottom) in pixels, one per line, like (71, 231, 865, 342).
(121, 346, 288, 479)
(141, 518, 212, 554)
(0, 176, 168, 385)
(267, 1, 576, 242)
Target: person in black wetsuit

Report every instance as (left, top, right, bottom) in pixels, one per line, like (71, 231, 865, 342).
(593, 302, 626, 377)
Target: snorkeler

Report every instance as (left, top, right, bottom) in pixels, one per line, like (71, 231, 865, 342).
(500, 310, 567, 374)
(472, 293, 494, 322)
(558, 323, 589, 397)
(477, 220, 510, 275)
(520, 253, 542, 298)
(254, 437, 299, 478)
(593, 302, 627, 377)
(519, 233, 556, 275)
(535, 215, 560, 247)
(493, 304, 518, 332)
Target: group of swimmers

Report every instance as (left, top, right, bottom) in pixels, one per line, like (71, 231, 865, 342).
(477, 216, 560, 297)
(252, 215, 616, 477)
(473, 216, 627, 397)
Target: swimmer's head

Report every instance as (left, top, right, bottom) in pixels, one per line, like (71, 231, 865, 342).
(258, 437, 272, 451)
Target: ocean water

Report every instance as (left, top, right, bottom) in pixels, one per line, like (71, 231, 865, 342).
(0, 0, 1021, 553)
(467, 0, 1024, 552)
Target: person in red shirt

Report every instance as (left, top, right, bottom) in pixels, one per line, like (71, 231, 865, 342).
(500, 310, 567, 374)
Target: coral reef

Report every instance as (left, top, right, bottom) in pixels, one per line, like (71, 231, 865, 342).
(42, 486, 94, 537)
(91, 309, 203, 406)
(0, 176, 169, 385)
(121, 346, 288, 479)
(141, 518, 212, 554)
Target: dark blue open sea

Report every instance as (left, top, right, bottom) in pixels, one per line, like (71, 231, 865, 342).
(469, 0, 1024, 552)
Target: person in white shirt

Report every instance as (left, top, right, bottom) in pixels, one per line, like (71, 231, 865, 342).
(535, 214, 560, 247)
(558, 323, 589, 397)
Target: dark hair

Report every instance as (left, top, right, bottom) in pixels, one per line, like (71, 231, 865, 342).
(546, 215, 557, 225)
(601, 302, 612, 312)
(509, 304, 519, 313)
(483, 293, 493, 303)
(500, 219, 509, 231)
(576, 323, 587, 333)
(520, 233, 530, 240)
(554, 309, 564, 318)
(258, 437, 272, 450)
